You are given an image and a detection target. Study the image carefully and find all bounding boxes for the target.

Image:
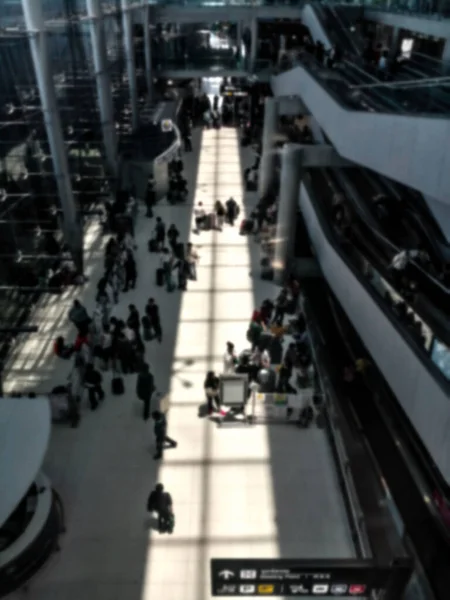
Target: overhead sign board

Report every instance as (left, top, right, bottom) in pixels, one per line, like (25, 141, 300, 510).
(211, 559, 412, 597)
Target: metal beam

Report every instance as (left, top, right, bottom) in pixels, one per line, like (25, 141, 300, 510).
(20, 0, 84, 274)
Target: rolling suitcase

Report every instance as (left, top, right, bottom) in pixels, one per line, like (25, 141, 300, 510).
(148, 238, 158, 253)
(156, 267, 164, 287)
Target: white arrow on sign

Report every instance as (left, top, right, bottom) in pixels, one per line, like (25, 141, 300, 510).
(218, 570, 235, 580)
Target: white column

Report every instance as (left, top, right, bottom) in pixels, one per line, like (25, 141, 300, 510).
(250, 18, 258, 72)
(86, 0, 117, 175)
(121, 0, 139, 131)
(21, 0, 83, 272)
(143, 5, 153, 102)
(273, 145, 302, 283)
(258, 97, 278, 198)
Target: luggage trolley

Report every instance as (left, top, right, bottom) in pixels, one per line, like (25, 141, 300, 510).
(249, 388, 323, 426)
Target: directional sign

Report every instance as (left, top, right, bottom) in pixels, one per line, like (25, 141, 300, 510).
(211, 559, 412, 597)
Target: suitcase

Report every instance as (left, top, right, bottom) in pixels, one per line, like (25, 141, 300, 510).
(156, 267, 164, 287)
(112, 376, 124, 395)
(148, 238, 158, 253)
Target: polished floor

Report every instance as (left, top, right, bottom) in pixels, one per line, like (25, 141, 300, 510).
(5, 127, 354, 600)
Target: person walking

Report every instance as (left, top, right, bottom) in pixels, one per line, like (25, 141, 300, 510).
(186, 243, 199, 280)
(225, 197, 238, 226)
(68, 300, 91, 334)
(155, 217, 166, 251)
(145, 298, 162, 343)
(147, 483, 175, 533)
(204, 370, 220, 415)
(84, 363, 105, 410)
(123, 249, 137, 292)
(136, 362, 155, 421)
(152, 410, 177, 460)
(223, 342, 237, 374)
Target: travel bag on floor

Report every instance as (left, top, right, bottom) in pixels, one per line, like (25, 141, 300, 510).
(148, 238, 158, 253)
(156, 267, 164, 287)
(112, 375, 124, 395)
(240, 219, 253, 235)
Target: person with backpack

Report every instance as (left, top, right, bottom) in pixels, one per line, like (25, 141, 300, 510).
(147, 483, 175, 533)
(136, 363, 155, 421)
(152, 410, 177, 460)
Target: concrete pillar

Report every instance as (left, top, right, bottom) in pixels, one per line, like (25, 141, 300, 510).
(86, 0, 117, 175)
(143, 5, 153, 102)
(236, 20, 242, 59)
(273, 143, 351, 282)
(121, 0, 139, 131)
(273, 144, 302, 283)
(258, 97, 278, 198)
(250, 18, 258, 72)
(21, 0, 83, 273)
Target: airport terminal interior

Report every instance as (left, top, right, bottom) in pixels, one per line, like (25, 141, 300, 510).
(0, 1, 450, 599)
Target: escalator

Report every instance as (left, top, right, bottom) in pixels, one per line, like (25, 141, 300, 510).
(302, 3, 362, 57)
(271, 61, 450, 204)
(310, 167, 450, 354)
(302, 277, 450, 600)
(300, 168, 450, 486)
(339, 167, 450, 306)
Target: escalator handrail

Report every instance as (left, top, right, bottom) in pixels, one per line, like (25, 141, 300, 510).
(329, 5, 362, 57)
(329, 187, 450, 342)
(304, 170, 450, 393)
(326, 292, 450, 552)
(290, 56, 450, 118)
(331, 169, 450, 300)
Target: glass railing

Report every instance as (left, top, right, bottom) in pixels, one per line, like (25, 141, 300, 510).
(153, 54, 272, 71)
(285, 52, 450, 115)
(361, 0, 450, 19)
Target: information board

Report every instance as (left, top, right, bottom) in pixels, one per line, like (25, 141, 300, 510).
(211, 558, 412, 597)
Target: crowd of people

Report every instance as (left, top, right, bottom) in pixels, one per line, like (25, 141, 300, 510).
(46, 91, 317, 536)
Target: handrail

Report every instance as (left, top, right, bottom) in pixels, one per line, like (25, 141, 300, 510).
(331, 170, 449, 297)
(301, 295, 373, 560)
(329, 4, 361, 57)
(305, 171, 450, 386)
(326, 171, 450, 343)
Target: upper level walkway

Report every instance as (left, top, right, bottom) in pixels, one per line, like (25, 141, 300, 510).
(272, 61, 450, 205)
(4, 126, 355, 600)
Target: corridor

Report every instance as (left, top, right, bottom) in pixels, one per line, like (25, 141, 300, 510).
(5, 127, 354, 600)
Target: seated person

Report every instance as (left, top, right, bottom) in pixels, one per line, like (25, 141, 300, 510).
(54, 336, 74, 360)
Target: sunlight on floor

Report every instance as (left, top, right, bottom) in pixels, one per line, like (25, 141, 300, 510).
(141, 128, 279, 600)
